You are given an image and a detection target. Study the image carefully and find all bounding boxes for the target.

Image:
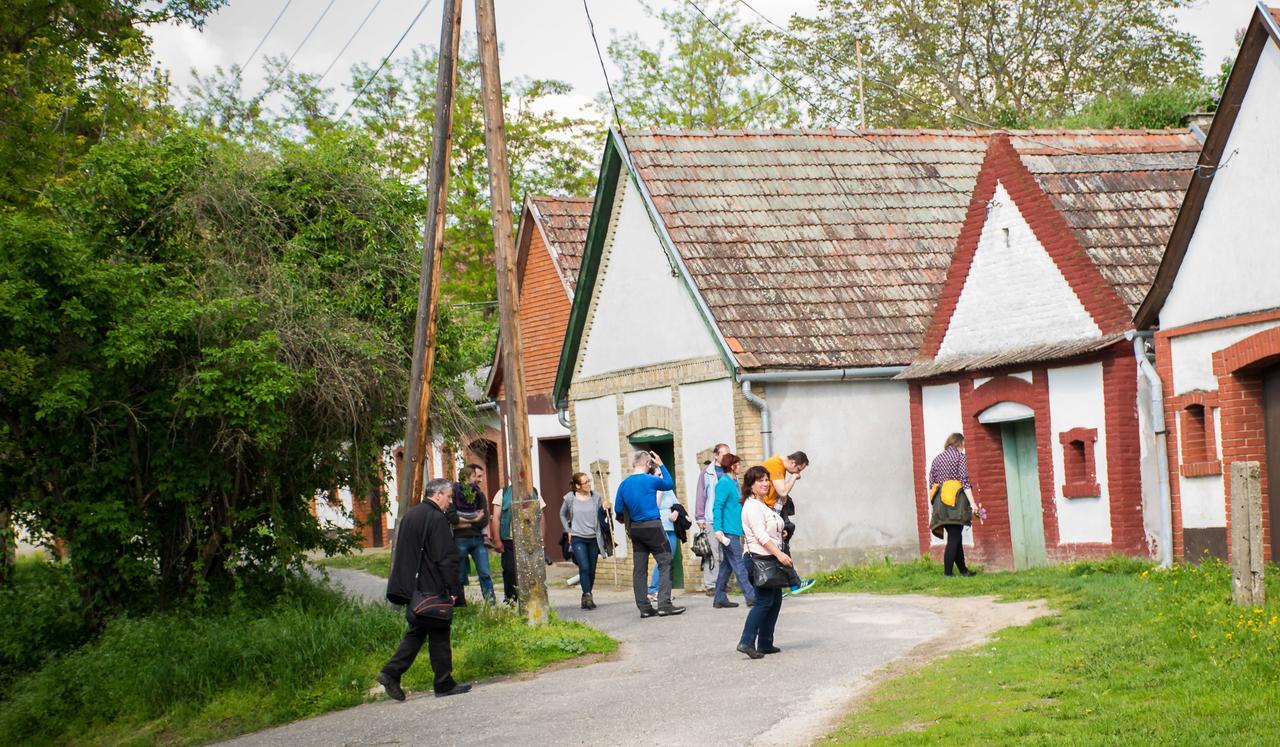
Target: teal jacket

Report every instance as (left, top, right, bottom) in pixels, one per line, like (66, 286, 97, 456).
(712, 474, 744, 536)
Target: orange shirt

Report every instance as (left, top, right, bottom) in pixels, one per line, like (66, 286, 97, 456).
(762, 455, 787, 506)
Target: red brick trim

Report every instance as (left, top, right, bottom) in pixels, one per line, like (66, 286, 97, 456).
(971, 375, 1037, 414)
(919, 134, 1133, 358)
(1172, 391, 1220, 477)
(1100, 348, 1145, 553)
(1158, 307, 1280, 340)
(1214, 325, 1280, 376)
(1058, 427, 1101, 498)
(909, 383, 932, 553)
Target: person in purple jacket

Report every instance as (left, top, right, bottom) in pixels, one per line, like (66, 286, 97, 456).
(614, 449, 686, 618)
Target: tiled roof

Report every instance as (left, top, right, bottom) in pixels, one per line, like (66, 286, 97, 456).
(622, 128, 1199, 369)
(898, 334, 1127, 379)
(529, 195, 593, 294)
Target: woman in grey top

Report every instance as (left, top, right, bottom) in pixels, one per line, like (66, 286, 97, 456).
(561, 472, 606, 609)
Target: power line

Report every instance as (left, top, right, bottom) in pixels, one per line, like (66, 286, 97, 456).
(584, 0, 624, 132)
(237, 0, 295, 78)
(339, 0, 437, 121)
(319, 0, 387, 85)
(261, 0, 340, 92)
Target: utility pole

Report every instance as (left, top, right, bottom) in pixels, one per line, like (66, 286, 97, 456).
(475, 0, 550, 623)
(855, 39, 866, 129)
(398, 0, 463, 532)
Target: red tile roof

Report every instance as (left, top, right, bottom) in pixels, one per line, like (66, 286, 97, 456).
(529, 195, 593, 294)
(622, 128, 1199, 369)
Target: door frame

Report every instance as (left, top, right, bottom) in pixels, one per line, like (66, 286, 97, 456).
(999, 418, 1048, 569)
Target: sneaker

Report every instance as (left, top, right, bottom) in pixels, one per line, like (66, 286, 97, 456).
(656, 605, 686, 616)
(434, 683, 473, 698)
(759, 645, 782, 655)
(581, 593, 590, 609)
(584, 592, 596, 610)
(785, 578, 816, 596)
(376, 671, 405, 702)
(736, 644, 764, 660)
(712, 600, 739, 608)
(639, 607, 659, 618)
(647, 593, 658, 605)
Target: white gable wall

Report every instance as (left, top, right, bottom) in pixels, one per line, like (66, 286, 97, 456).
(1161, 40, 1280, 329)
(573, 394, 628, 556)
(940, 182, 1100, 358)
(1047, 363, 1112, 544)
(576, 177, 721, 379)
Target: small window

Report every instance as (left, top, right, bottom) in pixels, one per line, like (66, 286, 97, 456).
(1059, 428, 1100, 498)
(1178, 395, 1221, 477)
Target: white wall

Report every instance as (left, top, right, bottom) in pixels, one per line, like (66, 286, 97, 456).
(623, 386, 672, 412)
(1161, 40, 1280, 329)
(530, 412, 571, 505)
(677, 378, 737, 500)
(576, 177, 721, 379)
(1168, 320, 1280, 394)
(573, 394, 627, 556)
(939, 182, 1100, 358)
(920, 383, 969, 547)
(1047, 363, 1111, 544)
(1136, 367, 1162, 551)
(767, 379, 918, 553)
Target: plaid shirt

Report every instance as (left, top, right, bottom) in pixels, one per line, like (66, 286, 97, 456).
(928, 447, 971, 490)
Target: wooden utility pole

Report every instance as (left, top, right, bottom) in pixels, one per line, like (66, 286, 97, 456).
(475, 0, 550, 623)
(855, 39, 866, 129)
(397, 0, 463, 532)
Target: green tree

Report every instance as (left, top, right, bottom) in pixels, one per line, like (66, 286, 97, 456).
(604, 0, 801, 129)
(1051, 84, 1214, 129)
(769, 0, 1206, 128)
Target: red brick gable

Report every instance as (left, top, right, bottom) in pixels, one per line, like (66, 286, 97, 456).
(919, 134, 1135, 359)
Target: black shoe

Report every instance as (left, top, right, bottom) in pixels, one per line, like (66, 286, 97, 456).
(434, 683, 473, 698)
(584, 592, 596, 610)
(713, 600, 739, 608)
(656, 605, 686, 616)
(581, 593, 590, 609)
(759, 645, 781, 655)
(736, 644, 764, 659)
(639, 607, 659, 618)
(960, 569, 977, 577)
(377, 672, 405, 701)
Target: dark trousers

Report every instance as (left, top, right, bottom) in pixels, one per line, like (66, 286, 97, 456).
(570, 536, 599, 595)
(714, 534, 757, 605)
(382, 615, 456, 693)
(944, 524, 968, 575)
(628, 520, 672, 610)
(500, 536, 518, 602)
(740, 583, 783, 649)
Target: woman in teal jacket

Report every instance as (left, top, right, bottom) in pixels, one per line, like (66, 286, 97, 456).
(711, 453, 757, 608)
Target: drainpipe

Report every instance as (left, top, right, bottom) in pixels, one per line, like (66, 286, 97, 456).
(738, 366, 906, 459)
(476, 400, 498, 412)
(1129, 330, 1174, 569)
(557, 405, 570, 430)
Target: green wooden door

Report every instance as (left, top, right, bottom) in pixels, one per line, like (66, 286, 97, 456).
(1001, 419, 1047, 569)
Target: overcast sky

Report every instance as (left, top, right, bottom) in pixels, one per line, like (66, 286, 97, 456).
(150, 0, 1264, 121)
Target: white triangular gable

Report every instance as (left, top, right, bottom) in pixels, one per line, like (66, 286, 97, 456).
(575, 175, 721, 379)
(938, 182, 1100, 358)
(1160, 38, 1280, 329)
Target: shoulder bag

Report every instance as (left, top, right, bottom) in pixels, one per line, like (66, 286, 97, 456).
(409, 527, 454, 622)
(748, 554, 792, 590)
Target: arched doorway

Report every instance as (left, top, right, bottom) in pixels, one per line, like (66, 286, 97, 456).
(978, 400, 1047, 569)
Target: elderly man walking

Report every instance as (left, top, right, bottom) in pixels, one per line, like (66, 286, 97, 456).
(378, 478, 472, 701)
(614, 450, 685, 618)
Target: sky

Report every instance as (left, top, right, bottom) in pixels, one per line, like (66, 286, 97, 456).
(150, 0, 1266, 122)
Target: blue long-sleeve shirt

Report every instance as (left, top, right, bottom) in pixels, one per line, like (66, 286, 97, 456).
(614, 466, 674, 522)
(712, 473, 744, 536)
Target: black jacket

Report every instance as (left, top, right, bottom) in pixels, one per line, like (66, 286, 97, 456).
(671, 502, 693, 544)
(386, 500, 462, 606)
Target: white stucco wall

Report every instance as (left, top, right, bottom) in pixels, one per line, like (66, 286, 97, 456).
(530, 412, 571, 504)
(1168, 320, 1280, 394)
(622, 386, 673, 412)
(1047, 363, 1112, 544)
(676, 378, 737, 500)
(920, 382, 969, 547)
(576, 177, 721, 379)
(1136, 369, 1161, 551)
(1180, 475, 1228, 528)
(767, 380, 917, 555)
(939, 183, 1100, 358)
(573, 394, 627, 555)
(1160, 40, 1280, 329)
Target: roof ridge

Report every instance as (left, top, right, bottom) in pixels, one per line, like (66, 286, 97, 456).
(623, 127, 1195, 139)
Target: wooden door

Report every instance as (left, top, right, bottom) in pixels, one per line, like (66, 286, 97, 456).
(1264, 367, 1280, 562)
(1001, 419, 1048, 569)
(537, 437, 572, 560)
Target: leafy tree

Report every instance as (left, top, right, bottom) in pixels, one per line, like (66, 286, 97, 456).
(769, 0, 1206, 128)
(604, 0, 801, 129)
(1050, 84, 1214, 129)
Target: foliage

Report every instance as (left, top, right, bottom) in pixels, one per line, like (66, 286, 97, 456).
(817, 557, 1280, 744)
(1048, 85, 1215, 130)
(604, 0, 801, 130)
(319, 548, 505, 585)
(769, 0, 1206, 128)
(0, 126, 444, 621)
(0, 558, 92, 694)
(0, 566, 615, 746)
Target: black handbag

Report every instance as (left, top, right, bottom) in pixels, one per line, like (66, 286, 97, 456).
(409, 589, 454, 621)
(749, 554, 792, 590)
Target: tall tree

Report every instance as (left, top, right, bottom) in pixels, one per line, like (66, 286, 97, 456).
(604, 0, 801, 129)
(769, 0, 1205, 128)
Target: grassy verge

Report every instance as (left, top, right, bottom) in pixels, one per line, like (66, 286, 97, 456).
(319, 549, 506, 585)
(0, 565, 614, 746)
(818, 556, 1280, 745)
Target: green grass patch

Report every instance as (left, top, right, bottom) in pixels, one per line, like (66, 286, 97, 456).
(819, 556, 1280, 745)
(0, 565, 614, 746)
(319, 549, 505, 585)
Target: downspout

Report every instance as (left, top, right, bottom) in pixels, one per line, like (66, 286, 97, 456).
(1129, 330, 1174, 569)
(738, 366, 907, 459)
(557, 405, 570, 429)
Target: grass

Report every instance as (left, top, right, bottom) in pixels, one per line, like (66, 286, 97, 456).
(319, 548, 505, 585)
(818, 556, 1280, 745)
(0, 564, 615, 746)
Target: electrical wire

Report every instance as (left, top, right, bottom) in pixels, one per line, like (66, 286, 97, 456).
(261, 0, 340, 92)
(237, 0, 295, 79)
(339, 0, 437, 121)
(584, 0, 624, 132)
(318, 0, 387, 84)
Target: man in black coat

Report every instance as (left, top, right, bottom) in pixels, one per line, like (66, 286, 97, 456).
(377, 478, 471, 700)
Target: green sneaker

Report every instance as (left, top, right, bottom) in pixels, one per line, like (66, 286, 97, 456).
(784, 578, 816, 596)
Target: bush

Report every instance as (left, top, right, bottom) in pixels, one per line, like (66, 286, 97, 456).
(0, 559, 92, 693)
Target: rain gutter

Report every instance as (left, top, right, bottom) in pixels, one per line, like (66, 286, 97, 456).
(1128, 329, 1174, 569)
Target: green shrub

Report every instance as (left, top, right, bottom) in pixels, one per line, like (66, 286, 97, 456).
(0, 559, 92, 692)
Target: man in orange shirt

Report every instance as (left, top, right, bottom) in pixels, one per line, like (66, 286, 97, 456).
(761, 451, 815, 594)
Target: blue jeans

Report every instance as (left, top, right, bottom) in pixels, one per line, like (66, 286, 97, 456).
(648, 530, 678, 595)
(571, 536, 599, 594)
(714, 534, 756, 605)
(739, 581, 783, 649)
(455, 535, 494, 602)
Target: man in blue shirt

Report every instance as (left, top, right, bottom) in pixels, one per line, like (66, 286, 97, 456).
(615, 449, 686, 618)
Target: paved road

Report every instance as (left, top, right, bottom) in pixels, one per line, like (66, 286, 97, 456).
(226, 566, 1016, 747)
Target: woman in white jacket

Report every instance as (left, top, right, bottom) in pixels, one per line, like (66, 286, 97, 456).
(737, 465, 794, 659)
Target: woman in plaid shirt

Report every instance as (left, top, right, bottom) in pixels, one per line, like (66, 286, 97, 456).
(928, 433, 981, 576)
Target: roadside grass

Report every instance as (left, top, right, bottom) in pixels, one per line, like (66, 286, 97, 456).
(0, 564, 615, 746)
(818, 556, 1280, 745)
(319, 549, 506, 585)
